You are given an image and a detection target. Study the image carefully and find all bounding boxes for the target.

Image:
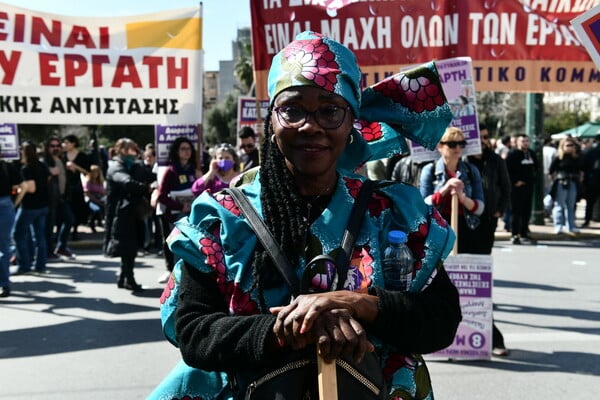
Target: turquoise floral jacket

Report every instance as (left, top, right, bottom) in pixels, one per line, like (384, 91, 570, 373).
(149, 170, 455, 400)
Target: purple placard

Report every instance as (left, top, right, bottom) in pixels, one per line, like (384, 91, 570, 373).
(409, 57, 482, 163)
(0, 123, 20, 160)
(237, 96, 270, 138)
(154, 124, 198, 166)
(428, 254, 493, 360)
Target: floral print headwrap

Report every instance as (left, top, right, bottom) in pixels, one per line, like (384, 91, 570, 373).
(267, 31, 453, 172)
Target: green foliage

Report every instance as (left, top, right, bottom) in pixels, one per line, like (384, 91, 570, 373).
(204, 92, 239, 146)
(543, 106, 590, 136)
(234, 36, 254, 95)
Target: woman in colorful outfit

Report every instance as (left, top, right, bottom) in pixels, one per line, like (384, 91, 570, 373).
(419, 127, 485, 253)
(150, 32, 460, 400)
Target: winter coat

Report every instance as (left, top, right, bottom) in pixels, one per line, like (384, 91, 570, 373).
(103, 158, 148, 258)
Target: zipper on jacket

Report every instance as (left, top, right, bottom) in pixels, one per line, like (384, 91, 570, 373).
(246, 359, 312, 397)
(336, 358, 381, 396)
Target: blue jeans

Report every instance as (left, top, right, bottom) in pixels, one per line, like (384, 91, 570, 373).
(552, 180, 578, 231)
(54, 200, 74, 252)
(0, 196, 15, 287)
(13, 206, 48, 272)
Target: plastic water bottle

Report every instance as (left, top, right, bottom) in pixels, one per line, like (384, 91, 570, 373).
(382, 230, 414, 291)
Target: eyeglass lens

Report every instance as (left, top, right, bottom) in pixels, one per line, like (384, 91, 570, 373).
(275, 106, 348, 129)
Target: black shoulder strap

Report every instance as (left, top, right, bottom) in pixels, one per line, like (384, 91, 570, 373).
(226, 187, 301, 297)
(334, 179, 374, 290)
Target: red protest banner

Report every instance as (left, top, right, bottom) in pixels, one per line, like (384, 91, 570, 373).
(250, 0, 600, 98)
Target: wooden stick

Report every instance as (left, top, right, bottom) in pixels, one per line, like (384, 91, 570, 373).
(451, 193, 459, 256)
(317, 353, 338, 400)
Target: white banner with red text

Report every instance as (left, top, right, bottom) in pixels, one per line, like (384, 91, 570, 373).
(0, 3, 203, 125)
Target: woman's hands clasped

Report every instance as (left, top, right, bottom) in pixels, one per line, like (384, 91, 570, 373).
(270, 291, 375, 363)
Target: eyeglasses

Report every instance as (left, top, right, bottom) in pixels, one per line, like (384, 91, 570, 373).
(441, 140, 467, 149)
(49, 144, 61, 148)
(273, 105, 350, 129)
(564, 143, 575, 147)
(481, 136, 489, 140)
(239, 144, 255, 150)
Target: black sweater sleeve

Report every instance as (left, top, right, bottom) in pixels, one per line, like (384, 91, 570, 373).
(176, 257, 461, 370)
(175, 262, 279, 372)
(368, 265, 462, 354)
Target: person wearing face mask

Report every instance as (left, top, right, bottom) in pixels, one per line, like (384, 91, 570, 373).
(191, 143, 240, 196)
(104, 138, 149, 292)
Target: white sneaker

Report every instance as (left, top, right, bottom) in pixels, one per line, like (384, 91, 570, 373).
(157, 271, 171, 284)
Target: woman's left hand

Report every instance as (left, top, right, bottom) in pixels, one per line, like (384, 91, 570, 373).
(270, 290, 376, 339)
(271, 291, 352, 335)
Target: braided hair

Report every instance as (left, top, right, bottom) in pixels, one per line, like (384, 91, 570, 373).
(250, 110, 308, 311)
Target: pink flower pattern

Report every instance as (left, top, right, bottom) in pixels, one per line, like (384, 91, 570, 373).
(373, 68, 445, 113)
(214, 192, 241, 216)
(354, 120, 384, 143)
(283, 38, 340, 92)
(159, 274, 175, 305)
(199, 227, 259, 316)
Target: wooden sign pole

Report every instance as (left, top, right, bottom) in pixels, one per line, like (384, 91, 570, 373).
(451, 193, 459, 256)
(317, 354, 338, 400)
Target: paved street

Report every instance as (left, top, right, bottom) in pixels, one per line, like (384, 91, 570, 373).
(427, 237, 600, 399)
(1, 230, 599, 399)
(1, 249, 181, 399)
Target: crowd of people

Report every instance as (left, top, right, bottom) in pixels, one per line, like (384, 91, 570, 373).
(0, 128, 261, 298)
(1, 31, 599, 399)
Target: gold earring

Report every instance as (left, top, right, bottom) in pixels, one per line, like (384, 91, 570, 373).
(271, 135, 276, 144)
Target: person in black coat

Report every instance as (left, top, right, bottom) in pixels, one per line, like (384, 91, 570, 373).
(103, 138, 148, 292)
(581, 134, 600, 227)
(505, 134, 538, 244)
(467, 125, 512, 253)
(468, 124, 512, 356)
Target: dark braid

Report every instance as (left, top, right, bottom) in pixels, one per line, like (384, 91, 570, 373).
(251, 110, 307, 311)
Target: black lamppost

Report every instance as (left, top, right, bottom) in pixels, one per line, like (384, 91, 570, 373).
(526, 93, 545, 225)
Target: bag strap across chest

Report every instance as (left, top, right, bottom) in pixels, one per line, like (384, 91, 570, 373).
(226, 180, 374, 297)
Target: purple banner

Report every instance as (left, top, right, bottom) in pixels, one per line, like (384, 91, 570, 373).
(0, 124, 20, 160)
(154, 124, 198, 166)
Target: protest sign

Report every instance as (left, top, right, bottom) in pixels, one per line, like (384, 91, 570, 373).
(0, 123, 19, 160)
(410, 57, 482, 163)
(0, 3, 203, 125)
(428, 253, 494, 360)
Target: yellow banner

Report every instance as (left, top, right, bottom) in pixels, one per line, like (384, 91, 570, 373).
(127, 17, 202, 50)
